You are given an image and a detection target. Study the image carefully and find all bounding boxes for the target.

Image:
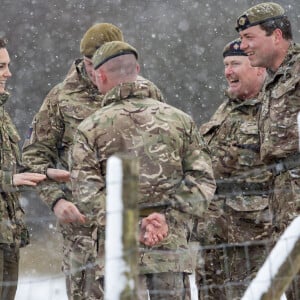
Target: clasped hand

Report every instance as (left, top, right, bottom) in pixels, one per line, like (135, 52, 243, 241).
(139, 212, 168, 247)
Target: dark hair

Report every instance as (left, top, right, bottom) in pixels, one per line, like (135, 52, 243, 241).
(260, 16, 293, 40)
(0, 38, 7, 48)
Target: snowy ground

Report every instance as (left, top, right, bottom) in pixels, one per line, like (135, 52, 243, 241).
(15, 275, 67, 300)
(15, 228, 68, 300)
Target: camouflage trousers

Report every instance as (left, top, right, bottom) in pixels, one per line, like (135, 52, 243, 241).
(64, 231, 191, 300)
(60, 223, 103, 300)
(66, 271, 191, 300)
(196, 243, 269, 300)
(193, 196, 273, 299)
(224, 244, 269, 299)
(0, 244, 19, 300)
(67, 241, 190, 300)
(269, 171, 300, 299)
(196, 247, 225, 300)
(138, 272, 191, 300)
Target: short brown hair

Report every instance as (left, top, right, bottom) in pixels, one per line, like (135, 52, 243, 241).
(260, 16, 293, 40)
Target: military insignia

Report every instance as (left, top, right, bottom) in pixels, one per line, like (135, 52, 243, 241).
(238, 16, 247, 26)
(233, 42, 240, 50)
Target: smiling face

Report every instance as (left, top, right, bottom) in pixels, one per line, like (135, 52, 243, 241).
(239, 25, 279, 71)
(0, 48, 11, 93)
(224, 55, 265, 100)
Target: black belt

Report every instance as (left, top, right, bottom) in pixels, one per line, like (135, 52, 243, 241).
(216, 181, 270, 197)
(270, 152, 300, 176)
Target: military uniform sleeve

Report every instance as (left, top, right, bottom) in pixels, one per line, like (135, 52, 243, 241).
(0, 109, 21, 192)
(171, 120, 216, 218)
(70, 127, 106, 224)
(22, 84, 67, 207)
(0, 170, 14, 192)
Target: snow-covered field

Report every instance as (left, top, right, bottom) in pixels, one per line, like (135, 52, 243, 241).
(16, 275, 67, 300)
(15, 229, 67, 300)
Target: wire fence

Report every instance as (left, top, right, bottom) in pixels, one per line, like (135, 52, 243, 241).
(8, 154, 300, 299)
(13, 229, 300, 300)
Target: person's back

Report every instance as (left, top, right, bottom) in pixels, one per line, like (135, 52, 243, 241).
(70, 41, 216, 299)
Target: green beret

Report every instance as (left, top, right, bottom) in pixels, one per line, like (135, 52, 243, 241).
(80, 23, 124, 58)
(236, 2, 285, 32)
(223, 39, 247, 58)
(93, 41, 138, 70)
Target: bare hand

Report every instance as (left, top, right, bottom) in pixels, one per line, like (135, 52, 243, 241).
(53, 198, 86, 224)
(46, 168, 70, 182)
(13, 173, 46, 186)
(139, 213, 168, 246)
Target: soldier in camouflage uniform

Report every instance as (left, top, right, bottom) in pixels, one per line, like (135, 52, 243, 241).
(197, 39, 272, 299)
(21, 23, 165, 299)
(236, 2, 300, 298)
(0, 38, 46, 300)
(69, 41, 216, 299)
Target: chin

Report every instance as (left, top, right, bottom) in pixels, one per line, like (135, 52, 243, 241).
(229, 88, 240, 96)
(227, 90, 236, 99)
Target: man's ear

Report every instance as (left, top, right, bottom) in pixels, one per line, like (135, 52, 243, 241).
(136, 63, 140, 74)
(273, 28, 283, 44)
(99, 68, 107, 82)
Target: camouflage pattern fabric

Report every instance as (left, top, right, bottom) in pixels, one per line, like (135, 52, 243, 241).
(0, 244, 20, 300)
(22, 59, 104, 207)
(0, 92, 29, 300)
(22, 59, 103, 291)
(222, 243, 269, 300)
(259, 43, 300, 238)
(22, 59, 164, 209)
(70, 81, 216, 296)
(0, 92, 29, 248)
(197, 93, 273, 299)
(258, 42, 300, 300)
(21, 59, 165, 299)
(138, 272, 191, 300)
(200, 93, 272, 242)
(69, 228, 104, 300)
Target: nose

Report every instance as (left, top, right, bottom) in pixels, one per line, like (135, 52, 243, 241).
(4, 67, 12, 78)
(240, 39, 247, 50)
(225, 66, 233, 77)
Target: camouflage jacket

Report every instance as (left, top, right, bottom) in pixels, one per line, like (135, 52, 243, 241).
(70, 81, 216, 274)
(259, 43, 300, 163)
(199, 98, 271, 244)
(258, 43, 300, 234)
(22, 59, 164, 209)
(0, 92, 28, 246)
(200, 94, 272, 242)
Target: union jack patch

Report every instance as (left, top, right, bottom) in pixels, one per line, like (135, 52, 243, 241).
(26, 126, 33, 139)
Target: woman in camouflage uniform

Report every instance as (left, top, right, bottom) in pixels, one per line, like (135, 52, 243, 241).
(0, 38, 46, 300)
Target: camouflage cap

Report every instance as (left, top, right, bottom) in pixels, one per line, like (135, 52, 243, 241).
(235, 2, 285, 32)
(80, 23, 124, 58)
(93, 41, 138, 70)
(223, 38, 247, 58)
